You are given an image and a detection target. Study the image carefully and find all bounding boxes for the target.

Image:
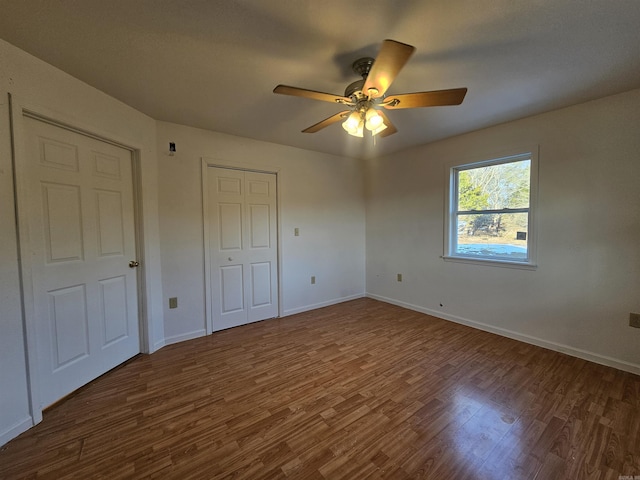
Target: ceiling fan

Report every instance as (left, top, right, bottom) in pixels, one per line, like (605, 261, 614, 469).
(274, 39, 467, 138)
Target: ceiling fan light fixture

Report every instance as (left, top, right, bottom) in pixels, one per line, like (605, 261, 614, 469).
(274, 39, 467, 139)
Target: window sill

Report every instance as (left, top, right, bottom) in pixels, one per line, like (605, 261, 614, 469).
(442, 255, 537, 270)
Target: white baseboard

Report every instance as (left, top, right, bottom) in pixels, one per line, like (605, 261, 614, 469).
(282, 293, 365, 317)
(163, 329, 207, 347)
(152, 339, 166, 352)
(0, 416, 33, 447)
(366, 293, 640, 376)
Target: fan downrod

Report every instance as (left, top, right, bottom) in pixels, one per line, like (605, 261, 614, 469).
(352, 57, 374, 78)
(344, 57, 375, 99)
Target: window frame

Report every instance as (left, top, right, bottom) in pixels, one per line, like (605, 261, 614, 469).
(443, 147, 539, 269)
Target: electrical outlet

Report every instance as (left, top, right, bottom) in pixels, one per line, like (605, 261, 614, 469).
(630, 312, 640, 328)
(397, 273, 402, 282)
(311, 276, 316, 285)
(169, 297, 178, 309)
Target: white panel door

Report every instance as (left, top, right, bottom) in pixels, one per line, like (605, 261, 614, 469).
(208, 168, 278, 330)
(23, 117, 140, 408)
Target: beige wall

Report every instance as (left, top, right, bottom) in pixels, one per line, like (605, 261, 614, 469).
(156, 121, 366, 343)
(366, 88, 640, 372)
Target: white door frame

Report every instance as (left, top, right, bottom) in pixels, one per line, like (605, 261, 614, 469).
(201, 157, 283, 334)
(9, 95, 150, 424)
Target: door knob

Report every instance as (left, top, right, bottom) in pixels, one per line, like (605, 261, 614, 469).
(129, 260, 140, 268)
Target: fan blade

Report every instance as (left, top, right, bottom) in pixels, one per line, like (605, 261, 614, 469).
(302, 111, 350, 133)
(377, 110, 397, 137)
(363, 39, 416, 98)
(274, 85, 351, 104)
(383, 88, 467, 109)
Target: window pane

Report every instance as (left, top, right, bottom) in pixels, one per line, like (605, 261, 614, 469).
(458, 160, 530, 210)
(456, 212, 528, 260)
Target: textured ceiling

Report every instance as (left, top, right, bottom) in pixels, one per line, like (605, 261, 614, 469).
(1, 0, 639, 159)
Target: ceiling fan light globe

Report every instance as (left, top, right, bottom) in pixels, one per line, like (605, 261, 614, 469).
(342, 121, 355, 134)
(355, 120, 364, 137)
(344, 111, 361, 130)
(365, 109, 384, 130)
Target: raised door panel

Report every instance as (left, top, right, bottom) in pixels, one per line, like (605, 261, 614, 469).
(249, 204, 270, 249)
(47, 285, 89, 369)
(247, 179, 269, 196)
(41, 183, 84, 263)
(216, 263, 247, 330)
(39, 137, 79, 172)
(250, 262, 272, 308)
(99, 276, 129, 346)
(92, 151, 121, 179)
(220, 265, 244, 314)
(218, 176, 242, 195)
(95, 190, 125, 257)
(219, 203, 243, 251)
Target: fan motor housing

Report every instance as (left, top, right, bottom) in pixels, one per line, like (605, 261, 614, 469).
(344, 79, 366, 99)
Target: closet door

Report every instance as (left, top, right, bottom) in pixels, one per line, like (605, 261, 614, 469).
(208, 167, 278, 330)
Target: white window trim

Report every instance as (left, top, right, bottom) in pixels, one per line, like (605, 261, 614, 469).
(443, 146, 539, 269)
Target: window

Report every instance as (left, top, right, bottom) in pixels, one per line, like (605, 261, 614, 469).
(445, 149, 538, 268)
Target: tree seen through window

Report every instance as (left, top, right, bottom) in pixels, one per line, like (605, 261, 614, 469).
(454, 158, 531, 260)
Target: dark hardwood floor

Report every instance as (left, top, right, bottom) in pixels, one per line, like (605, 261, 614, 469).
(1, 298, 639, 479)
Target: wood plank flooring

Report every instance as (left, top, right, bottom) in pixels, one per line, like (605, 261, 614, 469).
(1, 298, 639, 479)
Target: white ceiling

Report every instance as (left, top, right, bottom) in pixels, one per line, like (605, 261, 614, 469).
(1, 0, 639, 159)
